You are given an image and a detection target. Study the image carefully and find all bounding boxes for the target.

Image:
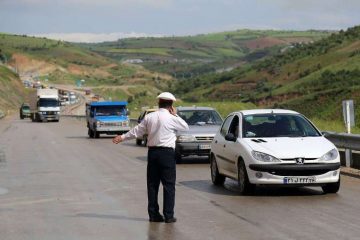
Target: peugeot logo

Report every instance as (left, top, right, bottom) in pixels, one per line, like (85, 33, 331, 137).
(295, 158, 305, 165)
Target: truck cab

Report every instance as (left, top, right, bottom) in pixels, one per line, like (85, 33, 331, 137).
(30, 89, 61, 122)
(86, 101, 130, 138)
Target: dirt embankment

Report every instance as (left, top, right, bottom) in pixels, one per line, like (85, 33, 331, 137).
(9, 53, 60, 76)
(0, 65, 26, 114)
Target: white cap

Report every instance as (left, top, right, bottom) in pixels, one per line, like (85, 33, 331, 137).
(157, 92, 176, 101)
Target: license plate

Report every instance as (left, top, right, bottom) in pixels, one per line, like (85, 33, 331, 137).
(283, 176, 316, 184)
(199, 144, 211, 150)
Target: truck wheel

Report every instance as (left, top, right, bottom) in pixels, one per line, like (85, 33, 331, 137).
(210, 154, 225, 186)
(94, 131, 100, 138)
(136, 139, 142, 146)
(237, 159, 255, 195)
(36, 113, 40, 122)
(322, 178, 340, 194)
(88, 129, 94, 138)
(143, 137, 148, 147)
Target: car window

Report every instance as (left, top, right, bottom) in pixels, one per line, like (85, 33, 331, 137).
(220, 115, 233, 137)
(242, 113, 321, 138)
(95, 106, 126, 116)
(177, 110, 223, 125)
(228, 115, 239, 138)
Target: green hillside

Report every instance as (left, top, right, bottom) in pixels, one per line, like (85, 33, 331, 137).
(173, 26, 360, 132)
(0, 33, 172, 89)
(82, 30, 330, 77)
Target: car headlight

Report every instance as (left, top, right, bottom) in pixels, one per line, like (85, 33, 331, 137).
(319, 148, 338, 161)
(96, 121, 101, 127)
(251, 151, 280, 162)
(177, 135, 196, 142)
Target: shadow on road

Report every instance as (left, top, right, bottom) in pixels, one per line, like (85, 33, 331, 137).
(136, 156, 147, 162)
(179, 179, 326, 197)
(178, 180, 239, 196)
(74, 213, 148, 222)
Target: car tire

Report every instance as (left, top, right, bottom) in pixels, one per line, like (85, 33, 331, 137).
(20, 115, 24, 120)
(175, 151, 182, 164)
(136, 139, 142, 146)
(322, 178, 340, 194)
(210, 154, 225, 186)
(143, 137, 148, 147)
(94, 131, 100, 138)
(88, 129, 94, 138)
(237, 159, 255, 195)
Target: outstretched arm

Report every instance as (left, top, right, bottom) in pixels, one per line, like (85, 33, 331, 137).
(113, 118, 147, 144)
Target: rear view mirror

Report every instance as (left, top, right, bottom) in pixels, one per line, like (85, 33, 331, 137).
(225, 133, 237, 142)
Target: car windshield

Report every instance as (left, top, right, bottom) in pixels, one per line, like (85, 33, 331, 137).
(243, 114, 321, 138)
(38, 98, 58, 107)
(178, 110, 222, 125)
(22, 106, 30, 110)
(95, 106, 126, 116)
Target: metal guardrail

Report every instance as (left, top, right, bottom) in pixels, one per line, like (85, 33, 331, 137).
(322, 131, 360, 169)
(322, 131, 360, 151)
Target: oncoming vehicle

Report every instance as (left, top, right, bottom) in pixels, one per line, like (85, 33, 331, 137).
(176, 106, 223, 163)
(86, 101, 130, 138)
(29, 89, 60, 122)
(210, 109, 340, 194)
(136, 108, 157, 146)
(19, 103, 31, 119)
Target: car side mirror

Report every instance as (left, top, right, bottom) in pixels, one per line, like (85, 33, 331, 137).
(225, 133, 237, 142)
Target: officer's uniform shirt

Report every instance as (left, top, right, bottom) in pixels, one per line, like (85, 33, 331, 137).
(121, 108, 189, 149)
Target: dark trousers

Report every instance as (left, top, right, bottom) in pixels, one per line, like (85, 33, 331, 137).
(147, 147, 176, 219)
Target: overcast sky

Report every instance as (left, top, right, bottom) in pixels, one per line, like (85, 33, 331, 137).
(0, 0, 359, 42)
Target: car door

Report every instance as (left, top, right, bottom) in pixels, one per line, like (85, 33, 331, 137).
(222, 114, 240, 177)
(213, 115, 233, 172)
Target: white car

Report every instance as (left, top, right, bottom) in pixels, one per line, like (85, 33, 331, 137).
(210, 109, 341, 194)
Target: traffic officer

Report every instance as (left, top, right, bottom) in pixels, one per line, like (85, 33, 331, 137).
(112, 92, 189, 223)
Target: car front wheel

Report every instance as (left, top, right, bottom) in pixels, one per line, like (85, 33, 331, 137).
(237, 159, 255, 195)
(136, 139, 142, 146)
(175, 151, 182, 164)
(322, 178, 340, 194)
(210, 154, 225, 185)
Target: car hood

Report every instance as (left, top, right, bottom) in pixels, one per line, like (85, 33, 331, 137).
(178, 124, 220, 136)
(242, 137, 335, 159)
(95, 116, 128, 122)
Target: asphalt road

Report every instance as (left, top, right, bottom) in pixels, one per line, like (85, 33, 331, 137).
(1, 116, 360, 240)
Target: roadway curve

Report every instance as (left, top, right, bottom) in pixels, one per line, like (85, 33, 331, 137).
(1, 116, 360, 239)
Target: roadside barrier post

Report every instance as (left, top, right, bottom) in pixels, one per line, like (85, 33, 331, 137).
(343, 100, 355, 167)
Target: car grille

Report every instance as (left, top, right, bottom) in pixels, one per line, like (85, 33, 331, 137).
(103, 122, 120, 127)
(195, 136, 214, 142)
(267, 164, 331, 176)
(281, 158, 317, 161)
(102, 122, 128, 127)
